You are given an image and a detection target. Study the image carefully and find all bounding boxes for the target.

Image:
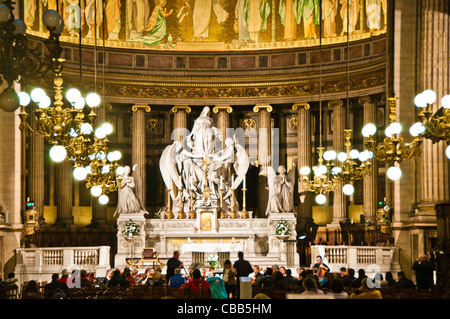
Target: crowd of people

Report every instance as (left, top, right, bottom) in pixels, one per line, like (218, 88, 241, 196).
(0, 251, 436, 299)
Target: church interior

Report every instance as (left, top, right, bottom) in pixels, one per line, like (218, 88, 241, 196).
(0, 0, 450, 300)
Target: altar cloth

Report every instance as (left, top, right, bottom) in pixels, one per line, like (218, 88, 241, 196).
(181, 243, 243, 254)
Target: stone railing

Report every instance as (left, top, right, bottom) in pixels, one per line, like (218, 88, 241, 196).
(14, 246, 111, 288)
(310, 245, 401, 276)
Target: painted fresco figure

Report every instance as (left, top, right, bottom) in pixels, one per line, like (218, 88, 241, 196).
(65, 0, 85, 37)
(300, 0, 320, 40)
(245, 0, 271, 43)
(140, 0, 174, 45)
(191, 0, 229, 41)
(126, 0, 150, 39)
(366, 0, 381, 32)
(339, 0, 360, 35)
(85, 0, 103, 39)
(322, 0, 337, 37)
(105, 0, 122, 40)
(279, 0, 298, 41)
(235, 0, 251, 42)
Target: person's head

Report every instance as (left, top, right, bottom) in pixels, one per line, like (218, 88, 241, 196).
(123, 268, 131, 277)
(316, 256, 323, 264)
(25, 280, 38, 292)
(360, 278, 375, 291)
(52, 273, 59, 281)
(274, 271, 284, 281)
(285, 269, 292, 276)
(113, 270, 121, 277)
(80, 270, 87, 278)
(330, 279, 344, 293)
(253, 293, 271, 299)
(131, 269, 138, 276)
(302, 276, 318, 291)
(224, 260, 232, 269)
(299, 270, 308, 279)
(174, 268, 182, 275)
(192, 269, 201, 280)
(358, 269, 366, 277)
(272, 265, 280, 272)
(173, 251, 180, 259)
(347, 268, 355, 277)
(238, 251, 244, 259)
(7, 272, 15, 279)
(106, 269, 113, 278)
(253, 265, 260, 273)
(418, 254, 427, 262)
(62, 269, 69, 276)
(153, 271, 161, 280)
(397, 271, 405, 279)
(339, 267, 347, 277)
(265, 267, 273, 276)
(280, 266, 286, 274)
(385, 271, 394, 280)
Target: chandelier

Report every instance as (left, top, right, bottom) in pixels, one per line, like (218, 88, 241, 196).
(0, 3, 63, 112)
(362, 97, 423, 181)
(414, 89, 450, 159)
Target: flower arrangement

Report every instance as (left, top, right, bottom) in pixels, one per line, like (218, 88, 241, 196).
(122, 219, 140, 237)
(205, 254, 221, 269)
(275, 218, 290, 236)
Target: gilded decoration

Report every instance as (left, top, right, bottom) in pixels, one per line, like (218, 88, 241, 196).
(146, 118, 162, 134)
(288, 116, 298, 132)
(25, 0, 388, 52)
(241, 118, 257, 133)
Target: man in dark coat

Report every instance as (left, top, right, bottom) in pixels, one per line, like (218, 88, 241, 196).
(233, 252, 253, 297)
(395, 271, 416, 289)
(44, 274, 69, 298)
(413, 254, 434, 290)
(166, 251, 183, 283)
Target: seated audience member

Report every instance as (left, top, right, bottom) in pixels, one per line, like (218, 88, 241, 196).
(342, 268, 355, 287)
(182, 269, 210, 293)
(123, 268, 135, 286)
(151, 271, 165, 287)
(257, 267, 273, 289)
(297, 270, 308, 292)
(327, 279, 348, 299)
(395, 271, 416, 289)
(385, 271, 396, 287)
(139, 268, 154, 285)
(350, 278, 382, 299)
(301, 276, 324, 295)
(272, 271, 288, 290)
(59, 269, 70, 285)
(352, 269, 367, 288)
(279, 266, 287, 276)
(108, 270, 130, 288)
(21, 280, 44, 299)
(252, 265, 263, 282)
(169, 268, 185, 288)
(4, 273, 18, 291)
(284, 269, 299, 287)
(44, 274, 69, 299)
(79, 270, 91, 287)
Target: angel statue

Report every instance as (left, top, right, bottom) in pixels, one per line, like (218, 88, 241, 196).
(266, 165, 295, 214)
(114, 165, 148, 216)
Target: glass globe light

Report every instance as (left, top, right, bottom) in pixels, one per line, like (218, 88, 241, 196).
(69, 128, 78, 138)
(49, 145, 67, 162)
(385, 125, 393, 138)
(17, 92, 31, 106)
(362, 123, 377, 137)
(323, 150, 337, 161)
(80, 123, 93, 135)
(42, 9, 61, 28)
(387, 166, 402, 181)
(101, 165, 110, 174)
(38, 95, 51, 109)
(96, 151, 106, 160)
(337, 152, 347, 162)
(114, 151, 122, 161)
(414, 93, 427, 108)
(316, 165, 327, 175)
(73, 166, 87, 181)
(315, 194, 326, 205)
(422, 89, 437, 105)
(85, 166, 92, 174)
(99, 195, 109, 205)
(90, 185, 102, 197)
(101, 123, 113, 135)
(116, 166, 125, 175)
(0, 88, 20, 112)
(300, 166, 311, 176)
(85, 93, 101, 107)
(343, 184, 355, 196)
(54, 19, 65, 35)
(12, 19, 26, 35)
(331, 167, 342, 175)
(409, 122, 425, 137)
(0, 4, 11, 23)
(446, 145, 450, 160)
(358, 151, 369, 162)
(66, 88, 81, 103)
(95, 127, 106, 139)
(73, 97, 85, 110)
(441, 95, 450, 109)
(349, 149, 359, 159)
(30, 88, 46, 103)
(389, 122, 402, 135)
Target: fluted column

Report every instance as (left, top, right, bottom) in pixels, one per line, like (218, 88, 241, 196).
(55, 160, 73, 225)
(254, 104, 272, 217)
(416, 0, 450, 212)
(293, 103, 313, 228)
(27, 112, 45, 220)
(171, 105, 191, 141)
(360, 96, 378, 223)
(329, 100, 348, 224)
(212, 106, 233, 145)
(132, 104, 151, 210)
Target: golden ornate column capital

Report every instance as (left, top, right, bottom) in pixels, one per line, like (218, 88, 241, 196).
(328, 100, 344, 109)
(387, 97, 398, 124)
(292, 103, 310, 111)
(131, 104, 151, 113)
(170, 105, 192, 114)
(358, 96, 372, 105)
(212, 105, 233, 114)
(253, 104, 273, 113)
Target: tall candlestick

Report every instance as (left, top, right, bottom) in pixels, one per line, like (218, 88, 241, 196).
(220, 176, 223, 189)
(243, 176, 246, 189)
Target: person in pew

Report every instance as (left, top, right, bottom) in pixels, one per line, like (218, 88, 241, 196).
(180, 269, 210, 293)
(349, 278, 382, 299)
(257, 267, 274, 289)
(352, 269, 367, 288)
(44, 274, 70, 299)
(300, 275, 325, 296)
(222, 260, 237, 299)
(169, 268, 185, 288)
(108, 269, 130, 288)
(384, 271, 396, 287)
(272, 271, 288, 290)
(151, 270, 165, 287)
(21, 280, 44, 299)
(327, 278, 348, 299)
(342, 268, 355, 287)
(413, 254, 434, 290)
(395, 271, 416, 289)
(284, 268, 299, 287)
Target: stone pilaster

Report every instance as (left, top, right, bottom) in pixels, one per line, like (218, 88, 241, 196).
(360, 96, 378, 223)
(254, 104, 273, 218)
(329, 100, 348, 224)
(55, 160, 73, 225)
(132, 104, 151, 210)
(170, 105, 191, 141)
(293, 103, 313, 229)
